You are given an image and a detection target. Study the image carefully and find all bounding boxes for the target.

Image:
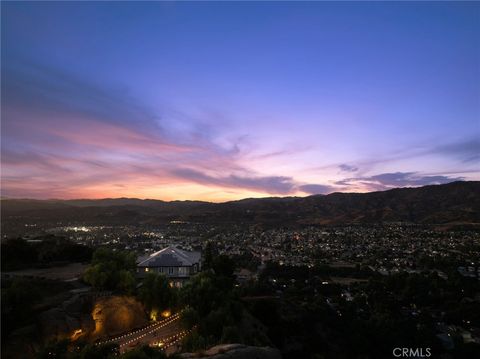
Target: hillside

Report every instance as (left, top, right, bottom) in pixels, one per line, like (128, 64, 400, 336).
(1, 181, 479, 230)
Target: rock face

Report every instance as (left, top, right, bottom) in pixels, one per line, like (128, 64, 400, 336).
(38, 294, 95, 342)
(180, 344, 282, 359)
(38, 294, 148, 341)
(91, 295, 148, 339)
(6, 294, 147, 359)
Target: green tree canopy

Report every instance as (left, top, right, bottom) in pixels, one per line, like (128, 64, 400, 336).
(180, 271, 227, 316)
(83, 248, 136, 293)
(120, 345, 168, 359)
(138, 273, 178, 313)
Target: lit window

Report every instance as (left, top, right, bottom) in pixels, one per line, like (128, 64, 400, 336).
(145, 268, 149, 272)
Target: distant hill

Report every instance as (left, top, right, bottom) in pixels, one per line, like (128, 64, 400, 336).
(1, 181, 479, 230)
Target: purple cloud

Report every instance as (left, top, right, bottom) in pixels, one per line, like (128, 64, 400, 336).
(339, 164, 358, 172)
(431, 138, 480, 163)
(337, 171, 464, 191)
(171, 168, 297, 194)
(171, 168, 339, 195)
(2, 62, 476, 201)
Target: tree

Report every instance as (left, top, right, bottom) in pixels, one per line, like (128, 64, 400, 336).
(36, 341, 119, 359)
(203, 241, 215, 270)
(1, 237, 93, 271)
(138, 273, 177, 314)
(181, 332, 207, 352)
(117, 270, 136, 294)
(221, 326, 241, 343)
(119, 345, 168, 359)
(180, 271, 225, 316)
(211, 255, 235, 291)
(80, 343, 119, 359)
(180, 306, 200, 329)
(36, 339, 70, 359)
(83, 248, 137, 293)
(1, 238, 37, 270)
(2, 277, 41, 342)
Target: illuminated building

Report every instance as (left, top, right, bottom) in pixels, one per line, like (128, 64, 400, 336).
(136, 245, 201, 287)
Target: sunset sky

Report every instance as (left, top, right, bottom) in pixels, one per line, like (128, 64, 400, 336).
(1, 1, 479, 201)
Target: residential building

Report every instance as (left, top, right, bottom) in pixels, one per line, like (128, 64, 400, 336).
(136, 245, 201, 287)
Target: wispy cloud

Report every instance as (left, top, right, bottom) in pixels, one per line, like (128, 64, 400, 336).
(336, 171, 464, 191)
(1, 61, 201, 155)
(170, 168, 297, 194)
(338, 164, 358, 173)
(170, 168, 339, 196)
(2, 61, 319, 199)
(430, 138, 480, 163)
(2, 61, 478, 200)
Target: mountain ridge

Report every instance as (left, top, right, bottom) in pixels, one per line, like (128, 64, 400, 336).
(1, 180, 473, 205)
(1, 181, 479, 229)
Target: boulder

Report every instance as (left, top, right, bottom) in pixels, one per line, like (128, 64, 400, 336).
(38, 294, 95, 341)
(91, 295, 148, 339)
(38, 294, 147, 341)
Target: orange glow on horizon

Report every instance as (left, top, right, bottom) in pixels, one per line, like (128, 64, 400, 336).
(0, 181, 394, 202)
(10, 182, 311, 202)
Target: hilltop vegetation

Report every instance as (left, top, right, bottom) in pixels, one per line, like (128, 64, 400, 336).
(1, 236, 93, 271)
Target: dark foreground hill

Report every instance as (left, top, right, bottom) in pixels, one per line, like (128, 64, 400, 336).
(1, 181, 479, 231)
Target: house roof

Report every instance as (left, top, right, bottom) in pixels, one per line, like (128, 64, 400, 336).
(137, 245, 201, 267)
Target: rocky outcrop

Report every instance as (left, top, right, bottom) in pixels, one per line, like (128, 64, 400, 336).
(38, 293, 95, 341)
(38, 294, 148, 341)
(180, 344, 282, 359)
(91, 295, 148, 339)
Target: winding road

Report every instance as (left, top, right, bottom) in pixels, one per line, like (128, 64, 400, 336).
(97, 312, 190, 354)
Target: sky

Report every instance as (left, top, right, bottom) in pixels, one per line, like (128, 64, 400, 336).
(1, 1, 479, 202)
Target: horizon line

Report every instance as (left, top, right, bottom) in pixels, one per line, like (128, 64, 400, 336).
(0, 180, 474, 204)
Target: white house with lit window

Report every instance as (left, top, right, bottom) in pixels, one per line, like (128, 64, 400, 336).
(136, 245, 201, 287)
